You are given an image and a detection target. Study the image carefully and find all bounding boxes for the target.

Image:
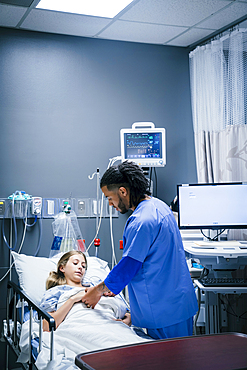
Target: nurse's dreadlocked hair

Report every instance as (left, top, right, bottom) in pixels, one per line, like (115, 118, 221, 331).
(100, 161, 151, 208)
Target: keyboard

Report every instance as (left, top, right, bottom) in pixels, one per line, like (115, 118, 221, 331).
(198, 277, 247, 287)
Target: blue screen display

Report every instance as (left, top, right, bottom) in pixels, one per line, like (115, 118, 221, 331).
(124, 132, 161, 159)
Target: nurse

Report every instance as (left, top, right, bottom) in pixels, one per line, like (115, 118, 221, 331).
(82, 161, 198, 339)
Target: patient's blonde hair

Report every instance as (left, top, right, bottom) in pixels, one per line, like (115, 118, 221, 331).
(46, 251, 87, 290)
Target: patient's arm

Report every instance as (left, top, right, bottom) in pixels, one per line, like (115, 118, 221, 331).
(43, 290, 86, 331)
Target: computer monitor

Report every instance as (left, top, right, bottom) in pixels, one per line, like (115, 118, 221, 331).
(177, 182, 247, 230)
(120, 122, 166, 167)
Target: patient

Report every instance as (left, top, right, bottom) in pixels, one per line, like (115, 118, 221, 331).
(41, 250, 131, 331)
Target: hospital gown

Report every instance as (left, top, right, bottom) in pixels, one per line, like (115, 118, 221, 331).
(40, 285, 80, 312)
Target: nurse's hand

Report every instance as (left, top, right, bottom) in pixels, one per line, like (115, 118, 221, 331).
(82, 286, 101, 308)
(82, 281, 111, 308)
(103, 291, 115, 297)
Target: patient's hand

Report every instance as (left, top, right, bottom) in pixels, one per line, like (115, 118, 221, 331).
(82, 281, 112, 308)
(69, 290, 86, 304)
(116, 312, 131, 326)
(82, 286, 103, 308)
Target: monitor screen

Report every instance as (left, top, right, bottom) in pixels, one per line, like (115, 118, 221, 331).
(177, 183, 247, 230)
(120, 128, 166, 167)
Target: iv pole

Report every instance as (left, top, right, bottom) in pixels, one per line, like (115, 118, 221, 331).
(88, 168, 101, 257)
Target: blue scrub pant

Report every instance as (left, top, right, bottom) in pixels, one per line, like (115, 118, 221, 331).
(147, 316, 193, 340)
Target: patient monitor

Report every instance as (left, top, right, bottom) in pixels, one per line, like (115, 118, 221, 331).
(120, 122, 166, 167)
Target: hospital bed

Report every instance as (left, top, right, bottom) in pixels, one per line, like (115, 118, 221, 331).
(3, 251, 151, 370)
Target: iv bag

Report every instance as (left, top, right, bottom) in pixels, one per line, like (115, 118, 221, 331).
(50, 210, 87, 258)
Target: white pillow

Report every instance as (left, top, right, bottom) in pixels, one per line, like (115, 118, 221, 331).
(11, 251, 109, 306)
(84, 256, 110, 286)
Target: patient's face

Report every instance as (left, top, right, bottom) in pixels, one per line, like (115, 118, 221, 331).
(60, 254, 86, 286)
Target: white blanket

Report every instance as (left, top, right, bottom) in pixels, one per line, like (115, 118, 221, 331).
(19, 288, 151, 370)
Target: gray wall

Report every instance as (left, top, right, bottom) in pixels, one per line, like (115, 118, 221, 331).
(0, 27, 196, 367)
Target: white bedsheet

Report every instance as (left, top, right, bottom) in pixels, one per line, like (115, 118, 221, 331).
(19, 288, 151, 370)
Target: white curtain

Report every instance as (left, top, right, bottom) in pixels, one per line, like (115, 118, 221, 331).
(190, 28, 247, 182)
(189, 28, 247, 239)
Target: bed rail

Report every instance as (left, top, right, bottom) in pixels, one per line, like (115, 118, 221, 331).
(5, 281, 56, 369)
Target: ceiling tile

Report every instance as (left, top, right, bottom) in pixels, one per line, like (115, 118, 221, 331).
(20, 9, 112, 37)
(0, 4, 27, 27)
(0, 0, 246, 47)
(98, 20, 188, 44)
(239, 19, 247, 27)
(0, 0, 33, 6)
(167, 27, 216, 47)
(120, 0, 231, 27)
(198, 1, 247, 29)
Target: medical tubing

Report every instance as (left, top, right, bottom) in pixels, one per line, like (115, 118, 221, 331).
(0, 210, 27, 282)
(0, 214, 28, 283)
(96, 168, 100, 231)
(0, 261, 13, 283)
(86, 192, 104, 253)
(5, 211, 40, 282)
(109, 206, 117, 267)
(11, 198, 18, 249)
(23, 215, 37, 227)
(2, 200, 18, 251)
(33, 218, 43, 256)
(86, 156, 122, 254)
(108, 156, 121, 265)
(1, 199, 40, 282)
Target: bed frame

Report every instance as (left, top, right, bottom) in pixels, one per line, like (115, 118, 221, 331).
(3, 281, 56, 370)
(3, 254, 135, 369)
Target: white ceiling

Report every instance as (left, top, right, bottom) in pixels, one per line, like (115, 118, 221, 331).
(0, 0, 247, 48)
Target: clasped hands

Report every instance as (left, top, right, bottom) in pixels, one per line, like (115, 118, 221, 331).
(82, 286, 115, 309)
(81, 286, 131, 326)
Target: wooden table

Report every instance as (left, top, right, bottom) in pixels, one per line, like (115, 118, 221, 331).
(75, 332, 247, 370)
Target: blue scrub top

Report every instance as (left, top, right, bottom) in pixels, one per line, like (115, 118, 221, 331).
(122, 197, 198, 329)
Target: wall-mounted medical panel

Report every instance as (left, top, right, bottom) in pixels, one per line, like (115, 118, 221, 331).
(0, 199, 6, 216)
(42, 198, 60, 218)
(0, 198, 43, 219)
(76, 198, 90, 218)
(77, 198, 118, 218)
(29, 197, 42, 217)
(90, 198, 104, 218)
(59, 198, 76, 213)
(76, 198, 118, 218)
(0, 197, 119, 219)
(0, 198, 29, 219)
